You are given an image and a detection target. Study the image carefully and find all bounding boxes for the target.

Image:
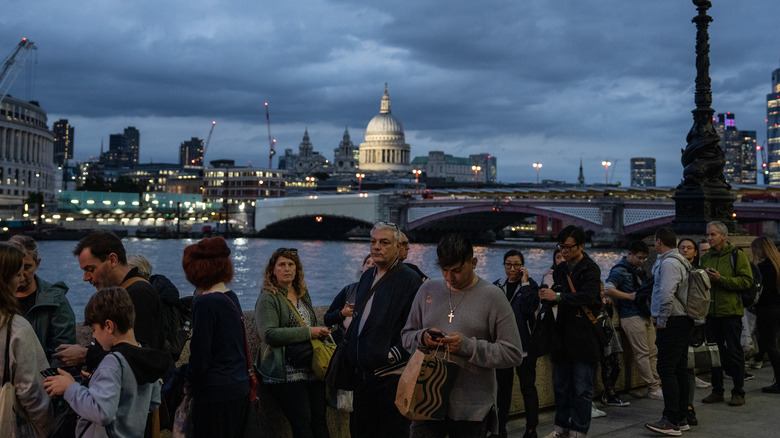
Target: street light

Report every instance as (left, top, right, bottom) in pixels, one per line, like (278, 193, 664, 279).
(532, 162, 542, 185)
(412, 169, 422, 184)
(356, 173, 365, 191)
(471, 165, 481, 188)
(601, 161, 612, 186)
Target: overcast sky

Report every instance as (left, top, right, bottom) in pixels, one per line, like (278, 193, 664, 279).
(3, 0, 778, 186)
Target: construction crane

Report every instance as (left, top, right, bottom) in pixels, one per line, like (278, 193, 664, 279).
(265, 102, 276, 168)
(0, 38, 37, 105)
(757, 141, 768, 184)
(201, 120, 217, 164)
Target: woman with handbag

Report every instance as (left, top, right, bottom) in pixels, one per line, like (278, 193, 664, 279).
(0, 242, 52, 437)
(182, 237, 254, 438)
(255, 248, 330, 438)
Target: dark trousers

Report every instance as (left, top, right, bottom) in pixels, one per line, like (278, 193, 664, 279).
(552, 360, 595, 435)
(496, 353, 539, 436)
(267, 380, 330, 438)
(352, 373, 410, 438)
(656, 316, 694, 424)
(756, 307, 780, 381)
(192, 396, 249, 438)
(410, 416, 489, 438)
(706, 315, 745, 396)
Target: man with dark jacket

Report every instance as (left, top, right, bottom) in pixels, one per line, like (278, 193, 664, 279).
(700, 221, 752, 407)
(54, 231, 166, 369)
(539, 226, 602, 438)
(9, 235, 77, 366)
(346, 222, 422, 438)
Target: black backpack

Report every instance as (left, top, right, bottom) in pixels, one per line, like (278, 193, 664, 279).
(730, 248, 763, 308)
(149, 274, 193, 362)
(634, 275, 654, 318)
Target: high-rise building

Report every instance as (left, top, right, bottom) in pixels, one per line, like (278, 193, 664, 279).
(52, 119, 74, 165)
(767, 66, 780, 185)
(124, 126, 140, 165)
(630, 157, 656, 187)
(715, 113, 757, 185)
(180, 137, 204, 167)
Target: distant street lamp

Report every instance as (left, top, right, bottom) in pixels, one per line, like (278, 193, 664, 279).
(532, 162, 542, 185)
(471, 165, 481, 188)
(412, 169, 422, 184)
(356, 173, 365, 191)
(601, 161, 612, 186)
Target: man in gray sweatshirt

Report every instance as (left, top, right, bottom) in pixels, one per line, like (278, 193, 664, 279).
(402, 233, 523, 438)
(645, 227, 694, 437)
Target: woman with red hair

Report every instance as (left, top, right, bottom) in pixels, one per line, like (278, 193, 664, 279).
(182, 237, 251, 437)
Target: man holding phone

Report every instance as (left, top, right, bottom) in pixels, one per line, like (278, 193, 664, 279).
(402, 233, 523, 438)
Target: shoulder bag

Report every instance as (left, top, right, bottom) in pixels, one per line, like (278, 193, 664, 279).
(282, 297, 336, 380)
(566, 275, 611, 349)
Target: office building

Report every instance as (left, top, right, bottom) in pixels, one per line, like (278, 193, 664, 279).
(101, 126, 140, 167)
(768, 66, 780, 185)
(715, 113, 757, 185)
(411, 151, 496, 184)
(180, 137, 204, 167)
(52, 119, 74, 165)
(469, 153, 497, 183)
(630, 157, 656, 187)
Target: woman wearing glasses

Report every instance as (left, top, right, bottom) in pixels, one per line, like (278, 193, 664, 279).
(492, 250, 541, 438)
(255, 248, 330, 438)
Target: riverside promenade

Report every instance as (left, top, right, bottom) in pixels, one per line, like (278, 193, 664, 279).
(508, 364, 777, 437)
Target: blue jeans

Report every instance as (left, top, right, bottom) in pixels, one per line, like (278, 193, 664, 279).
(655, 316, 694, 424)
(706, 315, 745, 396)
(552, 361, 595, 435)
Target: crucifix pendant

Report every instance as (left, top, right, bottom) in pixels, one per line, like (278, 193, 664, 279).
(448, 311, 454, 323)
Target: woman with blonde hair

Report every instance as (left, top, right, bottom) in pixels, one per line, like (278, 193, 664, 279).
(255, 248, 330, 438)
(750, 236, 780, 394)
(0, 242, 52, 437)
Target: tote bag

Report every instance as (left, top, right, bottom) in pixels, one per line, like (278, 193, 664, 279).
(395, 349, 459, 421)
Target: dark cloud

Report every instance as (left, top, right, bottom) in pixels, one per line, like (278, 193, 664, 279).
(2, 0, 777, 186)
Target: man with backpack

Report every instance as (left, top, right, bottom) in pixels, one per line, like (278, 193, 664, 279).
(604, 241, 662, 402)
(700, 221, 753, 407)
(645, 227, 695, 437)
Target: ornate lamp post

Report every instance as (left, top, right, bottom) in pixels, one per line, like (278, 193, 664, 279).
(356, 173, 365, 191)
(471, 165, 481, 188)
(601, 161, 612, 186)
(532, 162, 542, 185)
(412, 169, 422, 184)
(672, 0, 737, 234)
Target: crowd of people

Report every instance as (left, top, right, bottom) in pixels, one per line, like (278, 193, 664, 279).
(0, 220, 778, 438)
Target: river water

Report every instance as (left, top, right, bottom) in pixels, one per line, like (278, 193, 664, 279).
(34, 238, 625, 319)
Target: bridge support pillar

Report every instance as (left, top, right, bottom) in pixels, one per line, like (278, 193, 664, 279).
(534, 216, 563, 240)
(592, 196, 625, 247)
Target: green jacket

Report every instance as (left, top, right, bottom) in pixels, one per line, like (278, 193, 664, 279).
(23, 275, 77, 366)
(254, 286, 316, 382)
(700, 242, 753, 317)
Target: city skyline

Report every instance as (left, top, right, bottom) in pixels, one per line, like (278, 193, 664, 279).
(2, 0, 778, 186)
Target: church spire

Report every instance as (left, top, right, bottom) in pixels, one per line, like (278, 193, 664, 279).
(380, 83, 391, 114)
(578, 158, 585, 187)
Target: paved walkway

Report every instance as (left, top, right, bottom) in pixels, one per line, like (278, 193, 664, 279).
(507, 363, 778, 437)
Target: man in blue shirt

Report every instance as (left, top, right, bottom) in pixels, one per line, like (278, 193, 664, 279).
(604, 240, 662, 401)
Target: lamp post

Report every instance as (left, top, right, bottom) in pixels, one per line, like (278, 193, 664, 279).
(356, 173, 365, 191)
(532, 162, 542, 185)
(601, 161, 611, 186)
(412, 169, 422, 184)
(471, 165, 481, 188)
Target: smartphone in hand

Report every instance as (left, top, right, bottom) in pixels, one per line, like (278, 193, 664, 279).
(427, 329, 446, 340)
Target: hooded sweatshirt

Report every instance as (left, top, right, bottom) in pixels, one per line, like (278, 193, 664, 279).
(64, 342, 169, 438)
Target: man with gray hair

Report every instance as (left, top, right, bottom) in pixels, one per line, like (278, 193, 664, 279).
(346, 221, 423, 437)
(700, 221, 752, 407)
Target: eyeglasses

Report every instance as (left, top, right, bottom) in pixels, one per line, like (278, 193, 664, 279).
(374, 221, 398, 229)
(557, 243, 580, 252)
(503, 263, 523, 270)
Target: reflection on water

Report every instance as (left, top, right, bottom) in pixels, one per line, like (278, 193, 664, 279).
(36, 238, 625, 319)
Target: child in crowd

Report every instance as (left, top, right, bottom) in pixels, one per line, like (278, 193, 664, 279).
(43, 287, 169, 437)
